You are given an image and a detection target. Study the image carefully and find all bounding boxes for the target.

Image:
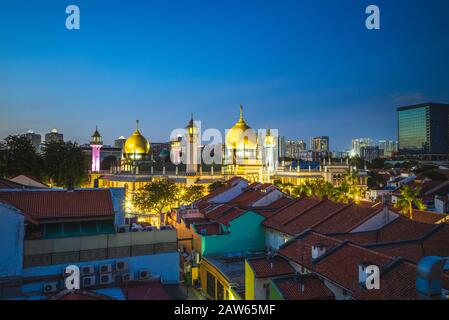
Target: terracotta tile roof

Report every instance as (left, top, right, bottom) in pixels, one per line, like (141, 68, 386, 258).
(228, 189, 270, 206)
(263, 197, 349, 236)
(314, 242, 393, 293)
(279, 231, 342, 270)
(123, 281, 171, 300)
(313, 204, 383, 234)
(252, 196, 296, 218)
(247, 256, 295, 278)
(0, 189, 115, 221)
(330, 216, 436, 245)
(389, 206, 447, 224)
(272, 275, 335, 300)
(364, 224, 449, 263)
(352, 259, 418, 300)
(262, 197, 323, 235)
(195, 177, 247, 207)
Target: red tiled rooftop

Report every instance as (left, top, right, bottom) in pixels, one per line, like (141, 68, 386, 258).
(247, 256, 295, 278)
(263, 197, 322, 235)
(388, 205, 447, 224)
(314, 242, 393, 293)
(228, 189, 270, 206)
(195, 177, 247, 207)
(313, 204, 382, 234)
(279, 231, 342, 270)
(352, 260, 418, 300)
(331, 216, 436, 245)
(0, 189, 115, 221)
(123, 281, 171, 300)
(273, 275, 335, 300)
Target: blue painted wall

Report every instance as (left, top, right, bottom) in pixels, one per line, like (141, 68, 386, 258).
(0, 204, 24, 277)
(21, 252, 179, 293)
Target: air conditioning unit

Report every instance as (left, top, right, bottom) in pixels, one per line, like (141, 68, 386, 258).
(122, 273, 134, 283)
(99, 273, 114, 285)
(82, 276, 96, 288)
(81, 265, 95, 276)
(138, 269, 151, 280)
(116, 261, 129, 272)
(43, 282, 58, 294)
(99, 264, 112, 274)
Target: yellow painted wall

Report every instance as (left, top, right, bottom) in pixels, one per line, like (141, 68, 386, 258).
(199, 259, 231, 300)
(245, 260, 255, 300)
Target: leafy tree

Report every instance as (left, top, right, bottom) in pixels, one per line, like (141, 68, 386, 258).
(179, 185, 205, 205)
(101, 155, 118, 171)
(0, 135, 44, 180)
(332, 171, 363, 203)
(368, 158, 385, 169)
(42, 141, 89, 188)
(420, 170, 447, 182)
(208, 181, 225, 193)
(394, 185, 426, 220)
(133, 180, 179, 215)
(350, 156, 365, 170)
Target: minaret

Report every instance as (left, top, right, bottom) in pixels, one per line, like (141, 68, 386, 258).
(264, 128, 276, 173)
(90, 126, 103, 172)
(185, 113, 199, 175)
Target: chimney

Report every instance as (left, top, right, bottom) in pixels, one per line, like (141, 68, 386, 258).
(311, 243, 327, 259)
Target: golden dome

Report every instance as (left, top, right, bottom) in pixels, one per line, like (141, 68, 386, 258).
(226, 105, 258, 149)
(124, 120, 150, 157)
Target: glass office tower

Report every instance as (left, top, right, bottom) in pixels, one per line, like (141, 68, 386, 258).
(397, 103, 449, 155)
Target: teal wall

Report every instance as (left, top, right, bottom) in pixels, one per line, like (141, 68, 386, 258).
(269, 281, 285, 300)
(200, 210, 265, 256)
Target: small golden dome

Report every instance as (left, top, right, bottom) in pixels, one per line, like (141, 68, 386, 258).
(226, 105, 258, 149)
(124, 120, 150, 157)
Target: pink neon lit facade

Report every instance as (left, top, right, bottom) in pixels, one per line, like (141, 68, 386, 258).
(91, 145, 102, 172)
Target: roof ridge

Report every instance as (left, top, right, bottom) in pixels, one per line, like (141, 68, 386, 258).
(312, 240, 350, 264)
(342, 205, 386, 233)
(282, 198, 325, 226)
(310, 203, 353, 230)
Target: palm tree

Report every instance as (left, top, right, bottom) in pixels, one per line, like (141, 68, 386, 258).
(331, 171, 362, 204)
(394, 185, 426, 220)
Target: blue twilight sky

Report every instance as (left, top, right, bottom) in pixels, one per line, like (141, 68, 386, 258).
(1, 0, 449, 151)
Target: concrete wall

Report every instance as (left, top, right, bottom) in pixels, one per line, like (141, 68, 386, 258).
(252, 189, 283, 207)
(265, 228, 292, 251)
(351, 209, 399, 233)
(0, 203, 24, 277)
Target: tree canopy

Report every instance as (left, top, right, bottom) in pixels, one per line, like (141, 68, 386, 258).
(42, 141, 89, 188)
(0, 135, 44, 180)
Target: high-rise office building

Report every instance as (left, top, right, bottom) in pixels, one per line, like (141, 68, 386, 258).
(311, 136, 329, 152)
(351, 138, 373, 157)
(378, 140, 398, 158)
(361, 146, 380, 162)
(398, 103, 449, 156)
(23, 130, 41, 150)
(285, 140, 307, 159)
(45, 129, 63, 143)
(114, 136, 126, 149)
(278, 135, 286, 160)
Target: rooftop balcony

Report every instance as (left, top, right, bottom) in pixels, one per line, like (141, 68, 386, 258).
(23, 229, 177, 268)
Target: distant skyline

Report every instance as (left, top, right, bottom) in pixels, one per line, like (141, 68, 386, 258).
(1, 0, 449, 150)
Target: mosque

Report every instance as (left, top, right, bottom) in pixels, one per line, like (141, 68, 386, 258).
(86, 105, 362, 214)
